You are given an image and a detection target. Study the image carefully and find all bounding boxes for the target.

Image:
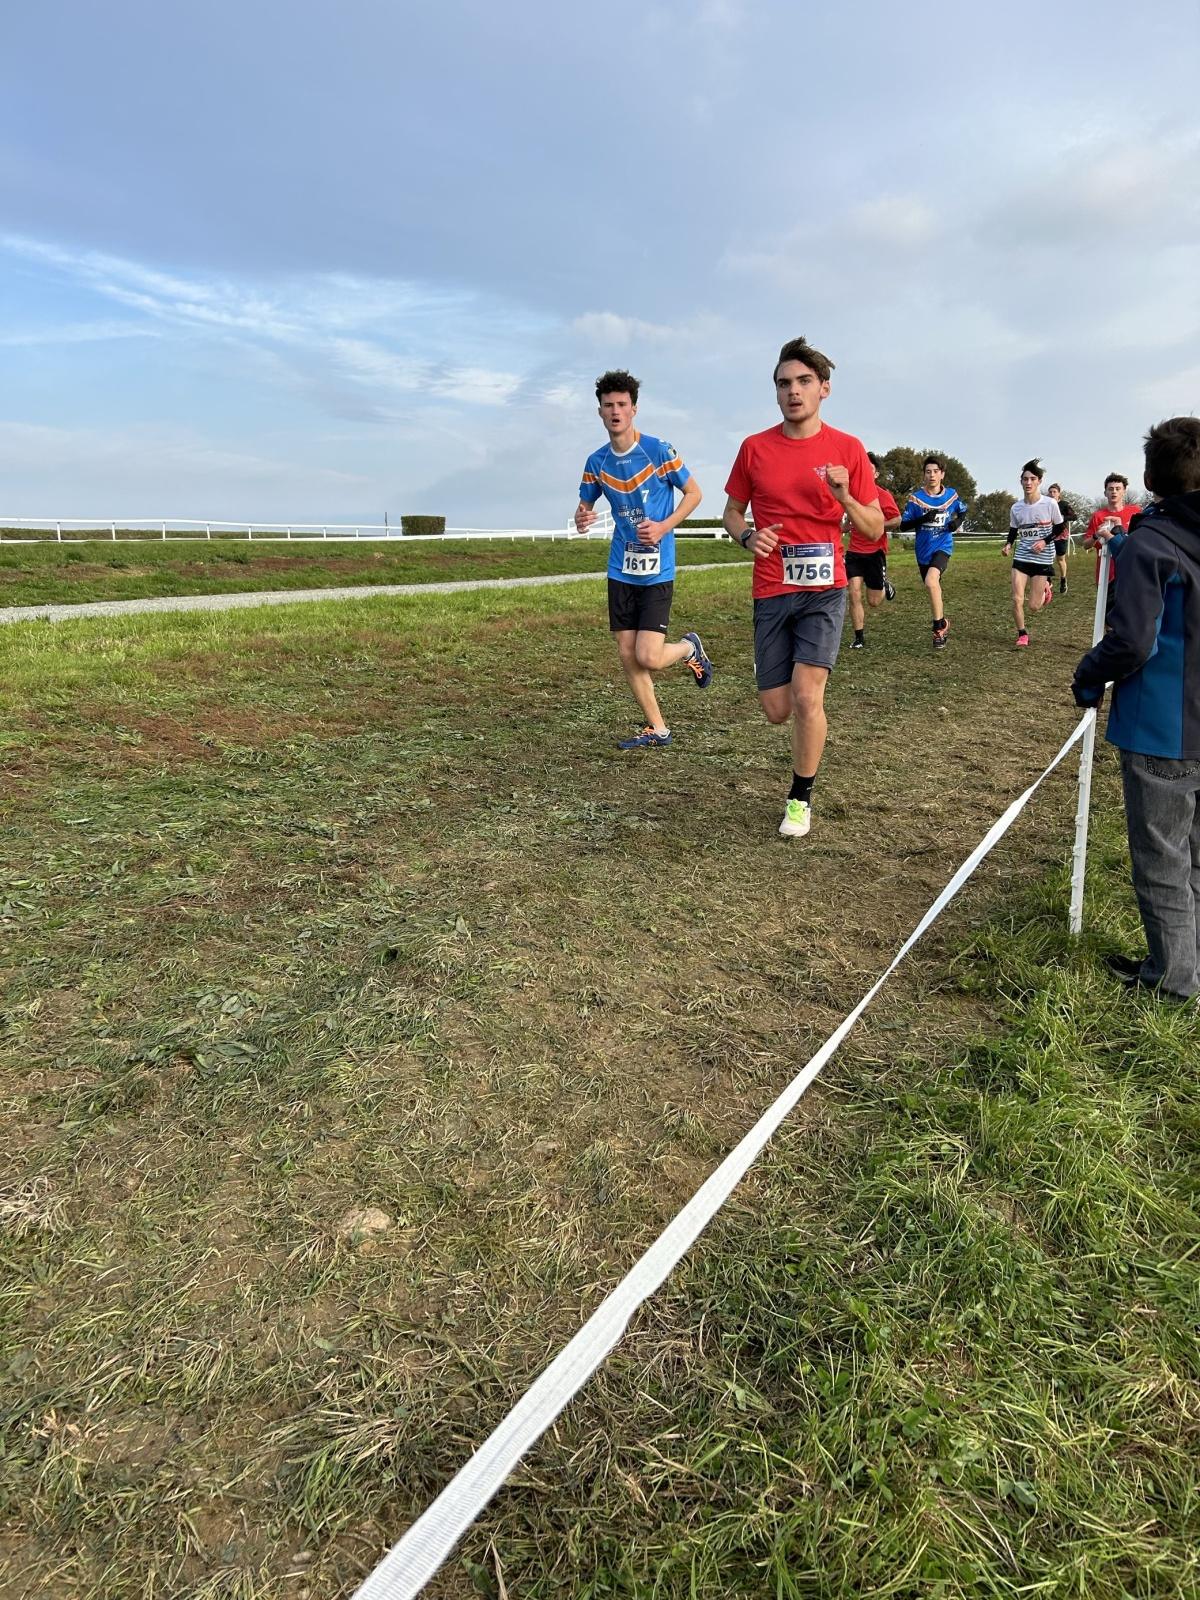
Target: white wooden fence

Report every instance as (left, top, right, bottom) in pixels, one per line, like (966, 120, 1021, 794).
(0, 511, 618, 544)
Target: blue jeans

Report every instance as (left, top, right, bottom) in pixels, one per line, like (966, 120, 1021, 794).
(1119, 749, 1200, 997)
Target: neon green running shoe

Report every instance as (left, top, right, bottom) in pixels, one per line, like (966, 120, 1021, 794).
(779, 799, 811, 838)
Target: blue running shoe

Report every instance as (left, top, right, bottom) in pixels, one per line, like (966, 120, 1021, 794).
(618, 725, 672, 750)
(682, 631, 714, 689)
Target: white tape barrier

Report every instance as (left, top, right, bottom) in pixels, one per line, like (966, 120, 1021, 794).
(352, 715, 1094, 1600)
(1069, 560, 1112, 935)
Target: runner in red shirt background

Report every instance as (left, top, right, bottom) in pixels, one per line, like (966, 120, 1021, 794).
(1085, 472, 1139, 598)
(845, 450, 902, 649)
(723, 335, 882, 839)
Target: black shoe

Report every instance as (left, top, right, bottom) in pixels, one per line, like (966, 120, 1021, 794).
(1105, 953, 1192, 1002)
(850, 636, 865, 650)
(884, 579, 896, 602)
(1104, 953, 1146, 981)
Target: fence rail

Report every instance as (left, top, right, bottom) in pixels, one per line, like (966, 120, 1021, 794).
(0, 512, 618, 544)
(0, 515, 1070, 547)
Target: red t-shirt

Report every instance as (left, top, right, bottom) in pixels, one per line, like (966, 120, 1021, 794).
(1085, 503, 1138, 583)
(725, 422, 877, 598)
(848, 485, 899, 555)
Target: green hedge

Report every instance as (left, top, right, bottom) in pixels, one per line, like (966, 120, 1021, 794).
(400, 515, 446, 537)
(680, 518, 724, 528)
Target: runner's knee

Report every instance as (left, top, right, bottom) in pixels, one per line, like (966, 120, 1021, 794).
(791, 682, 824, 719)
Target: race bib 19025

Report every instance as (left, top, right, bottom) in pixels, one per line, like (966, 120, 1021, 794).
(780, 542, 834, 588)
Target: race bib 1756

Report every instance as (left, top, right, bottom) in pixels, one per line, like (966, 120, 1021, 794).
(780, 542, 834, 588)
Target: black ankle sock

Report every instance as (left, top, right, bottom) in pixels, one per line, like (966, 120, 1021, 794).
(932, 617, 946, 633)
(789, 773, 815, 804)
(854, 628, 864, 642)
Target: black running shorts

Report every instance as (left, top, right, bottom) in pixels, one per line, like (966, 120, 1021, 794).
(1012, 560, 1054, 579)
(845, 550, 887, 590)
(608, 578, 674, 634)
(917, 550, 951, 581)
(1052, 537, 1069, 557)
(752, 588, 847, 690)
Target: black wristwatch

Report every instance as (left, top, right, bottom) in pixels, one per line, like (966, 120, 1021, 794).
(739, 528, 753, 548)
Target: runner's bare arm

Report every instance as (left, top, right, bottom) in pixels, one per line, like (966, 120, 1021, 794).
(636, 477, 703, 546)
(722, 495, 780, 557)
(574, 499, 598, 533)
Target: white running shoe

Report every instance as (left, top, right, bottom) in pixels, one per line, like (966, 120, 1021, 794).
(779, 798, 811, 838)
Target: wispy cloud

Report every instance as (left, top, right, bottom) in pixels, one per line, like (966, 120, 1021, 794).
(1, 233, 553, 416)
(0, 319, 159, 347)
(0, 419, 365, 488)
(571, 311, 682, 346)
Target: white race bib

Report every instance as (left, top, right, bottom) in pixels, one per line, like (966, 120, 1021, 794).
(622, 544, 661, 578)
(780, 542, 834, 588)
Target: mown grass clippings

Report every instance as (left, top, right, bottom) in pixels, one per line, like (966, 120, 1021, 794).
(0, 555, 1195, 1598)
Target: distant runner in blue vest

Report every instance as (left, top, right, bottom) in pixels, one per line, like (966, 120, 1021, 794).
(574, 370, 712, 749)
(900, 455, 969, 649)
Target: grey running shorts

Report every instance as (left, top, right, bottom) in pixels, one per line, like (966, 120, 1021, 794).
(752, 588, 847, 690)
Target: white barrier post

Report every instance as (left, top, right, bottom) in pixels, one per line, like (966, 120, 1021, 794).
(1069, 554, 1112, 935)
(55, 522, 61, 542)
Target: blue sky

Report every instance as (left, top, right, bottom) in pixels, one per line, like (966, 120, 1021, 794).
(2, 0, 1197, 526)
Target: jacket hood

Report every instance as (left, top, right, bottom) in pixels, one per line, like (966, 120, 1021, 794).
(1134, 489, 1200, 554)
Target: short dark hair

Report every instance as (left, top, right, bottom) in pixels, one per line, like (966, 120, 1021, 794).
(866, 450, 881, 469)
(1021, 458, 1044, 479)
(1144, 417, 1200, 497)
(923, 455, 944, 471)
(595, 369, 639, 405)
(1048, 482, 1061, 493)
(773, 336, 834, 384)
(1103, 472, 1129, 490)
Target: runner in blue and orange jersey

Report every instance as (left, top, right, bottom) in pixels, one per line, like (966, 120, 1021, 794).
(574, 370, 710, 749)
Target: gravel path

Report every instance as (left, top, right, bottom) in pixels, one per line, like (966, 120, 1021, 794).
(0, 563, 734, 626)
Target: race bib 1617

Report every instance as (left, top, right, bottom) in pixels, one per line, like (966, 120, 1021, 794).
(622, 545, 661, 577)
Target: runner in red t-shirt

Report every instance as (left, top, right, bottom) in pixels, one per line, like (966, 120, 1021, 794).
(845, 450, 902, 649)
(1085, 472, 1139, 595)
(723, 335, 882, 839)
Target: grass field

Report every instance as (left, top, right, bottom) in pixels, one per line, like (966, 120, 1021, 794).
(0, 537, 741, 611)
(1, 554, 1196, 1599)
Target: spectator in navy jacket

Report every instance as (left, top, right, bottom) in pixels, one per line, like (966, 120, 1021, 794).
(1073, 416, 1200, 1000)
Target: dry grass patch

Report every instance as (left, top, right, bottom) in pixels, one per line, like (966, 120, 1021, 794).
(1, 558, 1195, 1598)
